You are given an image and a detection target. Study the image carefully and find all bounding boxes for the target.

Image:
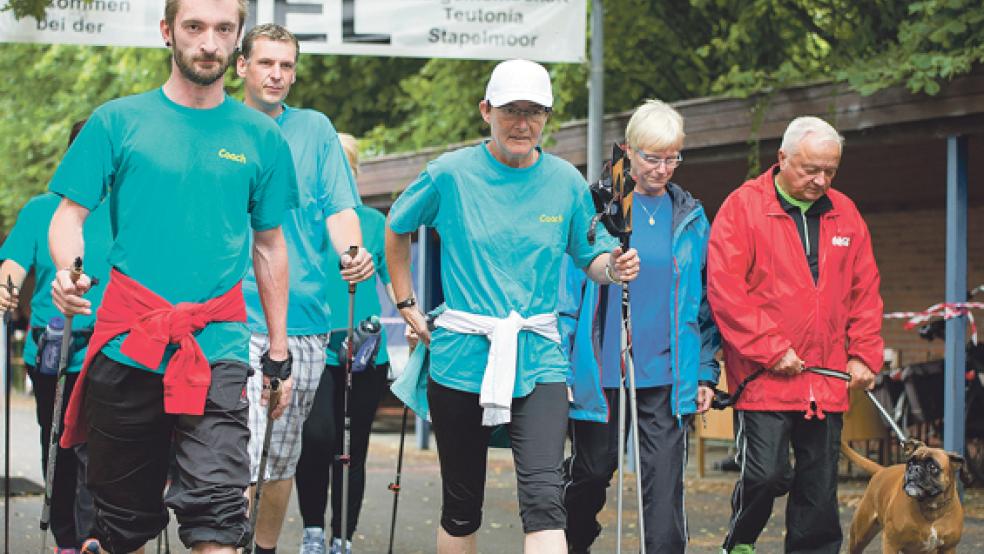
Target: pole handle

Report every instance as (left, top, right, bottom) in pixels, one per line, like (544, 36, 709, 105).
(69, 257, 84, 284)
(346, 246, 359, 293)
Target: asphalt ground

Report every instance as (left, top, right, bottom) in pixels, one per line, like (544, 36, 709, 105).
(2, 394, 983, 553)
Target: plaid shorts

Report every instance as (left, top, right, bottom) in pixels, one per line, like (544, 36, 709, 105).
(247, 333, 327, 482)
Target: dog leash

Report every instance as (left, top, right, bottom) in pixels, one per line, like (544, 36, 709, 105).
(806, 367, 912, 443)
(713, 365, 912, 444)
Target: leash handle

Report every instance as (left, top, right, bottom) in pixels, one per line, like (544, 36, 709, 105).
(803, 366, 851, 381)
(710, 366, 850, 411)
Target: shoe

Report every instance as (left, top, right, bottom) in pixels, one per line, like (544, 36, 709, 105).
(329, 537, 352, 554)
(300, 527, 326, 554)
(80, 539, 102, 554)
(725, 545, 755, 554)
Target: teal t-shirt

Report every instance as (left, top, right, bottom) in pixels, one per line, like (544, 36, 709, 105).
(325, 205, 392, 366)
(243, 105, 359, 336)
(48, 89, 298, 373)
(388, 143, 617, 397)
(0, 193, 112, 373)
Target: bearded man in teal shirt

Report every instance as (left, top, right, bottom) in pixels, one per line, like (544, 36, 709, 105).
(48, 1, 298, 552)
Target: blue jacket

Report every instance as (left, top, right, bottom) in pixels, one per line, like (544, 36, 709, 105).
(559, 182, 721, 422)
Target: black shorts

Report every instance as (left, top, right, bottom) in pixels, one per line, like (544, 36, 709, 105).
(84, 353, 251, 552)
(427, 378, 568, 535)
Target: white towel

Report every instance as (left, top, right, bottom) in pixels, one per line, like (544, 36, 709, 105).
(435, 309, 560, 426)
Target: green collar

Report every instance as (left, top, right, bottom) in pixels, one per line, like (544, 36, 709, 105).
(775, 177, 813, 214)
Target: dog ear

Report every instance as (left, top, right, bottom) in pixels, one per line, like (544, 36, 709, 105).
(948, 452, 973, 486)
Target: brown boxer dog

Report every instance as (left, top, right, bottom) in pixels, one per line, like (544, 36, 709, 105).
(841, 439, 967, 553)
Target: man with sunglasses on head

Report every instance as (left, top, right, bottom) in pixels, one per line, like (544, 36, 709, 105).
(386, 59, 640, 554)
(708, 116, 883, 554)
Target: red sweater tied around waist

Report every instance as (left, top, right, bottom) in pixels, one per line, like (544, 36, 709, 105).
(61, 269, 246, 447)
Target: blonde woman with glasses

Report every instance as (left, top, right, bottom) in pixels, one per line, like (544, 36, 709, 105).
(560, 99, 720, 554)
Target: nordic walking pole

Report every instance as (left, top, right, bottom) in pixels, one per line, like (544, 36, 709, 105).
(386, 405, 410, 554)
(339, 245, 359, 548)
(620, 268, 646, 554)
(156, 525, 171, 554)
(606, 145, 645, 552)
(245, 376, 282, 554)
(3, 275, 18, 554)
(615, 358, 627, 554)
(40, 257, 83, 553)
(587, 145, 646, 551)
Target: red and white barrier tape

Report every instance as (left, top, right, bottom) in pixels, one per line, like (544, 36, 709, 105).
(883, 302, 984, 344)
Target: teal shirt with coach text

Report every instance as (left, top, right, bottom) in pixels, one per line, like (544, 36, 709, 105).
(0, 193, 112, 373)
(387, 143, 617, 397)
(243, 105, 359, 336)
(48, 89, 298, 373)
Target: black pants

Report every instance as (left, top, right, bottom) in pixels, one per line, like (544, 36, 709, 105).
(564, 386, 688, 553)
(428, 379, 569, 536)
(722, 410, 843, 553)
(29, 365, 95, 548)
(295, 362, 389, 540)
(84, 353, 251, 552)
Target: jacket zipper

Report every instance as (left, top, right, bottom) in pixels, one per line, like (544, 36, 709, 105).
(811, 214, 830, 415)
(801, 211, 810, 256)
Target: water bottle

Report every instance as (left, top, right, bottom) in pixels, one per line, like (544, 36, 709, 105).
(37, 316, 66, 376)
(341, 315, 383, 373)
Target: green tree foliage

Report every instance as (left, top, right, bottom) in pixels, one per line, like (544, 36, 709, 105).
(0, 43, 170, 231)
(2, 0, 983, 231)
(277, 55, 427, 138)
(839, 0, 984, 95)
(360, 0, 981, 153)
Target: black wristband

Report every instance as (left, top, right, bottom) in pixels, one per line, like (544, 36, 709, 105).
(396, 296, 416, 310)
(260, 350, 292, 380)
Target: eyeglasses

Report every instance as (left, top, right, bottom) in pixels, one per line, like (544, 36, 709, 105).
(632, 147, 683, 169)
(495, 103, 552, 121)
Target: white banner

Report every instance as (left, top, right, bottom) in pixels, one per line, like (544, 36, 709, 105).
(0, 0, 586, 63)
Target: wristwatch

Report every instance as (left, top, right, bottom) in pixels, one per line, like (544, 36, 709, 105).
(396, 296, 416, 310)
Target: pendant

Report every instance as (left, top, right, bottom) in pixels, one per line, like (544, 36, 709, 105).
(648, 216, 655, 226)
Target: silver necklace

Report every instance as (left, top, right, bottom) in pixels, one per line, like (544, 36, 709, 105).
(636, 194, 667, 226)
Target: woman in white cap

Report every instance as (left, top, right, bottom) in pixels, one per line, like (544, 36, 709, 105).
(386, 59, 640, 553)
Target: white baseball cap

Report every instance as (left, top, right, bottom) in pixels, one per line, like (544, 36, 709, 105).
(485, 59, 553, 108)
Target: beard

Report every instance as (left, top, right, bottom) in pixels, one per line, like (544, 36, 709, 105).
(172, 41, 231, 86)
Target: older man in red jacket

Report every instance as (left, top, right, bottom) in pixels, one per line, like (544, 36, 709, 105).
(708, 116, 883, 554)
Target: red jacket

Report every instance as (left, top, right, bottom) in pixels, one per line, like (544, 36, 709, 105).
(62, 269, 246, 446)
(707, 165, 883, 414)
